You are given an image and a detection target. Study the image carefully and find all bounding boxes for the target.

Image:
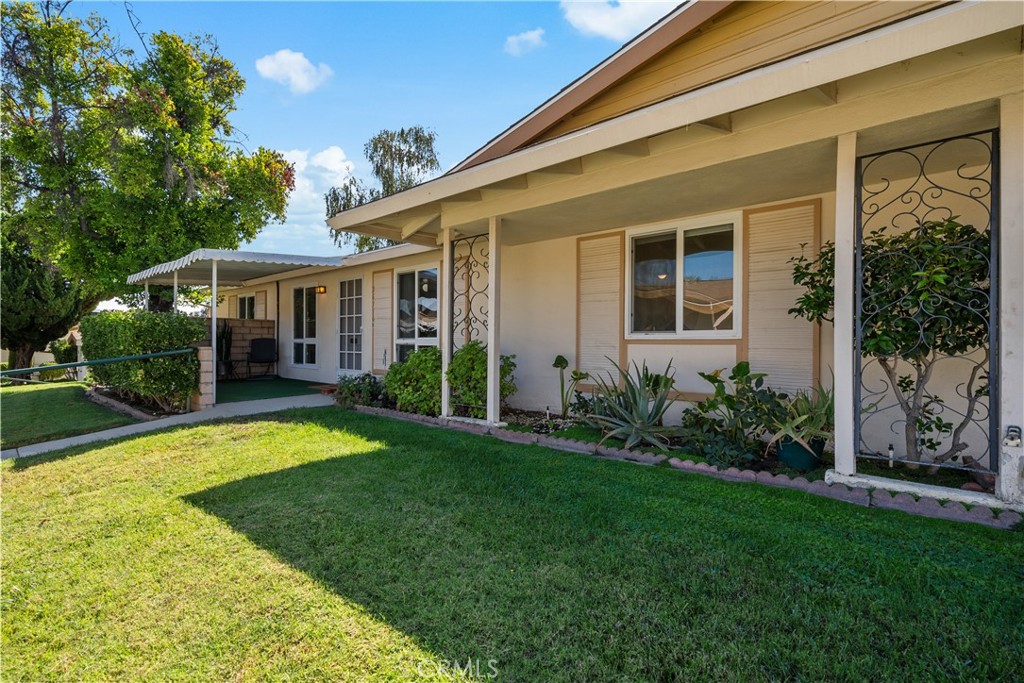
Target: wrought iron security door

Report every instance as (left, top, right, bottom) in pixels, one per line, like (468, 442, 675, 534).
(854, 130, 998, 474)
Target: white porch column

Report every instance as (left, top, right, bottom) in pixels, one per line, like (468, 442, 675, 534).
(143, 281, 150, 311)
(172, 271, 178, 314)
(211, 260, 218, 407)
(440, 227, 453, 418)
(486, 217, 502, 424)
(998, 93, 1024, 504)
(833, 132, 858, 476)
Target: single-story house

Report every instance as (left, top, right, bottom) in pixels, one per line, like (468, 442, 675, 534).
(128, 1, 1024, 507)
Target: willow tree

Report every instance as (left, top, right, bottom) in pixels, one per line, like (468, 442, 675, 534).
(325, 126, 440, 253)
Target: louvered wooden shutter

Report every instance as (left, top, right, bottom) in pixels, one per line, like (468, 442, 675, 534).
(745, 202, 819, 394)
(372, 270, 393, 372)
(254, 291, 267, 320)
(577, 234, 623, 383)
(227, 295, 237, 318)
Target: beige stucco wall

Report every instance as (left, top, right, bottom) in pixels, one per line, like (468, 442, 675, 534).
(499, 236, 577, 411)
(215, 251, 440, 385)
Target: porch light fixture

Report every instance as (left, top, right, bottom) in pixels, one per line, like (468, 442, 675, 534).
(314, 285, 327, 294)
(656, 273, 668, 280)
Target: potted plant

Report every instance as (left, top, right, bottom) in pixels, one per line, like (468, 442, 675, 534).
(768, 382, 834, 471)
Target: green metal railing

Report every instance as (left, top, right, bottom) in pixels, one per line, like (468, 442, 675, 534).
(0, 348, 196, 378)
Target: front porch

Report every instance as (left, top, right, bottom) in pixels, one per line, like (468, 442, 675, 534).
(328, 11, 1023, 507)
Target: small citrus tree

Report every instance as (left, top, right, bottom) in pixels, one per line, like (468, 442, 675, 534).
(789, 219, 990, 466)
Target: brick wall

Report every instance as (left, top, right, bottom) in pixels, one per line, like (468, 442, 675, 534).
(194, 346, 215, 411)
(225, 318, 276, 364)
(203, 318, 278, 379)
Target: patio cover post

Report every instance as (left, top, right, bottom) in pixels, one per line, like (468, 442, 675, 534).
(143, 281, 149, 311)
(998, 92, 1023, 504)
(486, 217, 502, 424)
(833, 132, 858, 476)
(211, 259, 218, 406)
(440, 227, 453, 418)
(173, 271, 178, 314)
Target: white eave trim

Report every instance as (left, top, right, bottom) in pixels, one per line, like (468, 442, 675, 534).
(327, 0, 1020, 232)
(126, 249, 345, 284)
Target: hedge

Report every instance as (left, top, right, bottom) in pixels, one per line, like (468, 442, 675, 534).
(80, 311, 207, 412)
(383, 346, 443, 416)
(382, 342, 517, 418)
(446, 340, 517, 419)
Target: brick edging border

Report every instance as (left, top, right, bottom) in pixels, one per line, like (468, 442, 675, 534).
(353, 405, 1022, 530)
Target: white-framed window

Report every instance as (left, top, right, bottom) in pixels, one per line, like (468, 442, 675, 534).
(339, 278, 362, 372)
(626, 213, 741, 339)
(238, 295, 256, 320)
(395, 267, 438, 362)
(292, 286, 318, 365)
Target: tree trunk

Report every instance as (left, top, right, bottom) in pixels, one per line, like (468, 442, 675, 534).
(904, 416, 921, 466)
(8, 343, 40, 370)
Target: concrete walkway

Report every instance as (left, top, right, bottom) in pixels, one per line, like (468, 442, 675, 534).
(1, 394, 335, 461)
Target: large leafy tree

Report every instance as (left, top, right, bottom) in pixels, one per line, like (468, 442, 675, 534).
(324, 126, 439, 252)
(1, 230, 89, 369)
(1, 1, 295, 304)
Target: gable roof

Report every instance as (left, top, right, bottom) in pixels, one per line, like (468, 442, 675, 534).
(451, 0, 948, 173)
(451, 1, 733, 172)
(327, 1, 1012, 242)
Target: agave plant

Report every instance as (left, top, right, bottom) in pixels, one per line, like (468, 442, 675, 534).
(766, 381, 835, 456)
(586, 358, 676, 450)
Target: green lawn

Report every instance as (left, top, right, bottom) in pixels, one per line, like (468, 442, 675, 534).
(0, 382, 135, 449)
(2, 409, 1021, 681)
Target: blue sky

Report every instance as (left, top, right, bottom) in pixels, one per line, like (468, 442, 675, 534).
(70, 1, 677, 256)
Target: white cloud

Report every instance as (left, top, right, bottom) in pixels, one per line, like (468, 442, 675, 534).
(560, 1, 676, 42)
(311, 146, 356, 179)
(255, 49, 334, 94)
(504, 28, 546, 56)
(244, 145, 356, 256)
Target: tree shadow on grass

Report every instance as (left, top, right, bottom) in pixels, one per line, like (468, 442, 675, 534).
(182, 412, 1023, 682)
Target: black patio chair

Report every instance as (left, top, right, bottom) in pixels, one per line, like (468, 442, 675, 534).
(246, 338, 278, 379)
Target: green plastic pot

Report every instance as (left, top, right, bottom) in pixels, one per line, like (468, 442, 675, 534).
(777, 436, 825, 472)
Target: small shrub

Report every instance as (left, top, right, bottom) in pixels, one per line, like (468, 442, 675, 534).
(673, 362, 789, 467)
(569, 389, 595, 419)
(80, 311, 207, 412)
(447, 341, 517, 419)
(383, 346, 443, 416)
(38, 362, 65, 382)
(49, 338, 78, 380)
(586, 359, 676, 450)
(336, 373, 390, 410)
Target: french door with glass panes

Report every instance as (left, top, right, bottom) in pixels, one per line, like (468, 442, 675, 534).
(339, 278, 362, 372)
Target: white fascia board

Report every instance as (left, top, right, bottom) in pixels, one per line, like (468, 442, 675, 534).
(327, 1, 1021, 232)
(231, 244, 439, 287)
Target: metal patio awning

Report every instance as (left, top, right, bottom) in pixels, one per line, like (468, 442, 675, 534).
(126, 249, 346, 287)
